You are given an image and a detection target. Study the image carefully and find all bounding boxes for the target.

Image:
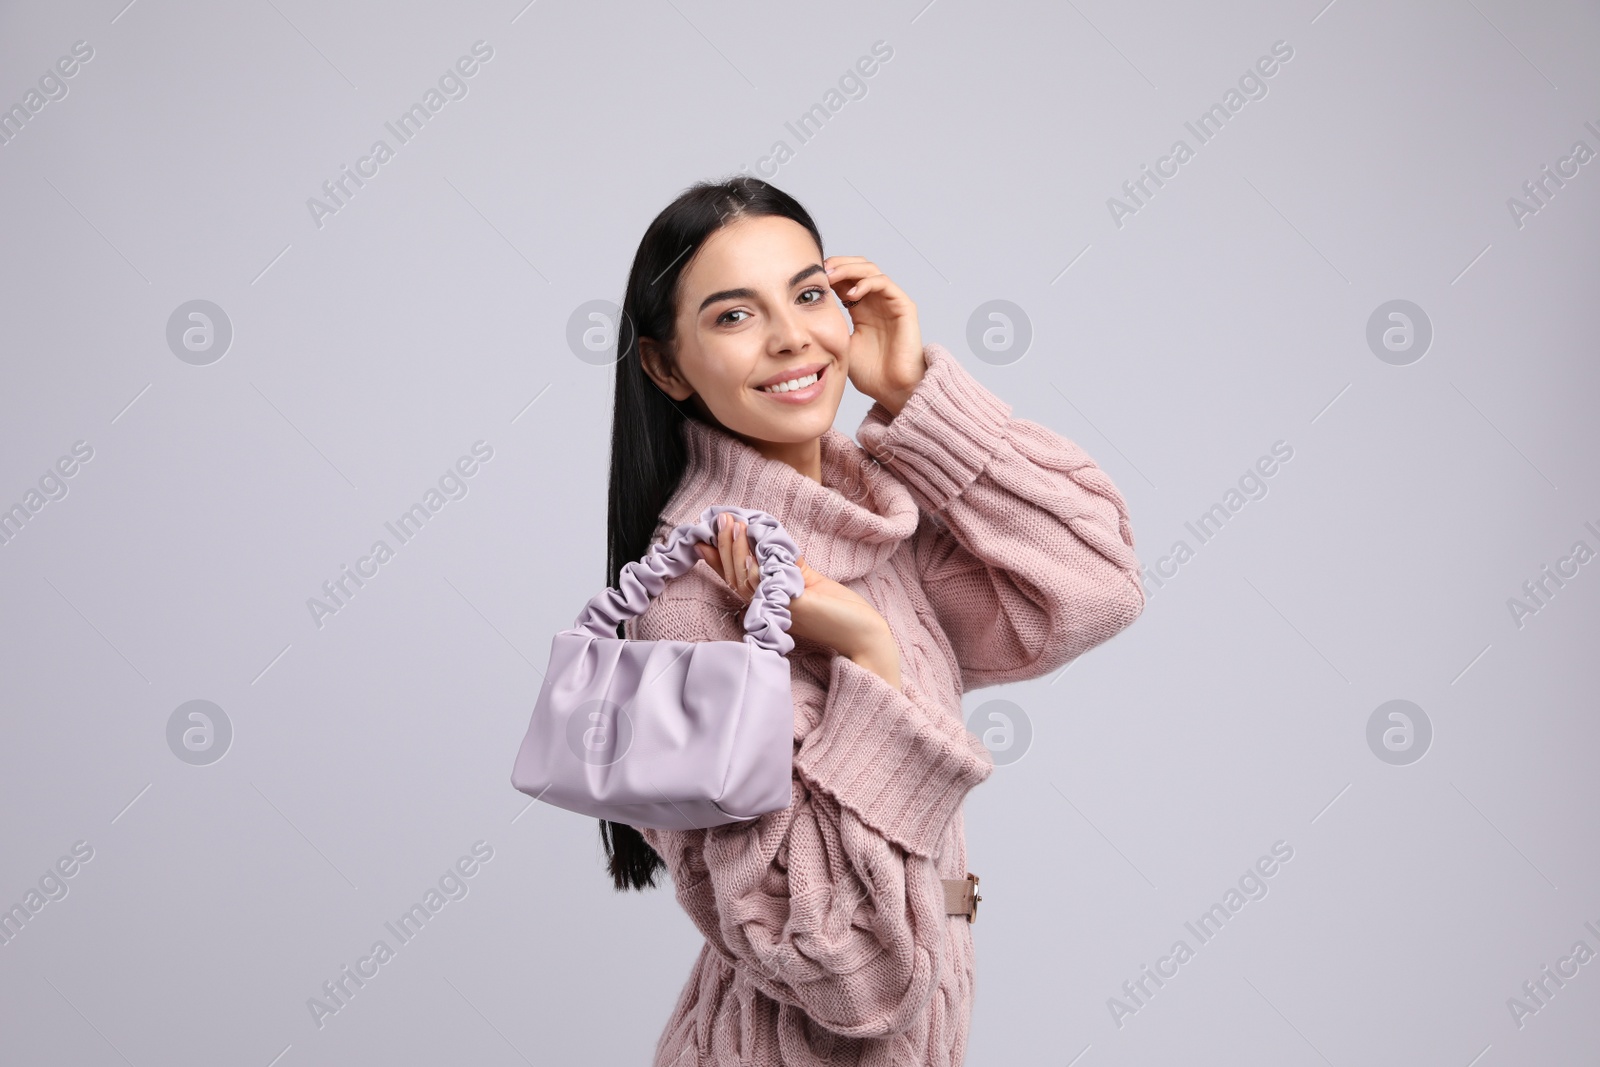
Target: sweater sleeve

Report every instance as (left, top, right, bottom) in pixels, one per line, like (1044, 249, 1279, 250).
(856, 342, 1145, 690)
(629, 564, 993, 1039)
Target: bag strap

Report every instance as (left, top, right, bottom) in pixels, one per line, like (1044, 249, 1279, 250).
(943, 872, 981, 922)
(572, 505, 806, 655)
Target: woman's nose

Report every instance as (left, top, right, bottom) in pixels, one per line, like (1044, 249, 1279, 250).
(767, 304, 809, 353)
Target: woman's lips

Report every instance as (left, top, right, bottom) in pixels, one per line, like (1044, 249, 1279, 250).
(755, 365, 826, 404)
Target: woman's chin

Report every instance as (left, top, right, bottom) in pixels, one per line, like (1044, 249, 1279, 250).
(726, 403, 840, 447)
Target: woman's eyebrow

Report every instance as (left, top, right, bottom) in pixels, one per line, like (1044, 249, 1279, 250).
(696, 264, 826, 314)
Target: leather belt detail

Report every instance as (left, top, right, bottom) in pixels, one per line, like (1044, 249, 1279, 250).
(942, 872, 981, 923)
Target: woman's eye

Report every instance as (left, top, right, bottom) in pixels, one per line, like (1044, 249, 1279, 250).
(717, 288, 823, 324)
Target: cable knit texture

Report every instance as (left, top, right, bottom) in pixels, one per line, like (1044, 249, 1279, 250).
(625, 342, 1145, 1065)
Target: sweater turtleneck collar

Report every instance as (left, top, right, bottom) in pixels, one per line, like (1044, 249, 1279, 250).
(657, 415, 920, 583)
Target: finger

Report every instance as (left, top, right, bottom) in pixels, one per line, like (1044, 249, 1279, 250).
(825, 265, 879, 293)
(707, 520, 725, 584)
(726, 522, 746, 597)
(741, 529, 758, 599)
(847, 277, 917, 315)
(832, 272, 901, 310)
(823, 256, 872, 275)
(824, 261, 880, 289)
(728, 523, 745, 595)
(840, 273, 888, 301)
(719, 517, 738, 590)
(731, 521, 751, 594)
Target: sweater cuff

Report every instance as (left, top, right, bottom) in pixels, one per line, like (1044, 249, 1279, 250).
(793, 654, 993, 858)
(856, 342, 1013, 515)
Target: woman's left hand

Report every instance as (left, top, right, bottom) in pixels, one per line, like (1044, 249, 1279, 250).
(824, 256, 925, 417)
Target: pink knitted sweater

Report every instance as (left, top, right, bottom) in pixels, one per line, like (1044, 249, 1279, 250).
(626, 342, 1145, 1066)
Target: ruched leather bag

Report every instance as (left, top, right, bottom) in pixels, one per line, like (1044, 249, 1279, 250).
(510, 505, 806, 830)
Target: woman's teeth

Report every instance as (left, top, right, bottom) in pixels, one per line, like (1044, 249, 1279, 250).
(759, 371, 820, 393)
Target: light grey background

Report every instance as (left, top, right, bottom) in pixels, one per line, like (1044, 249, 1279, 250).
(2, 0, 1596, 1064)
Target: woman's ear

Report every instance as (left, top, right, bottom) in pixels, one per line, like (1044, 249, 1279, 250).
(639, 337, 695, 401)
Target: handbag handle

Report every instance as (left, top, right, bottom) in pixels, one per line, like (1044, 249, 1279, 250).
(572, 505, 806, 655)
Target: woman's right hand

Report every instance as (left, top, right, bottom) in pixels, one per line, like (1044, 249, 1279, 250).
(694, 515, 901, 686)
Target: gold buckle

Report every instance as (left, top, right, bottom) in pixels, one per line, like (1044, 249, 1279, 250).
(967, 872, 981, 924)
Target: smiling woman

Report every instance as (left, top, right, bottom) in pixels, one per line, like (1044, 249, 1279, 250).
(636, 215, 854, 480)
(634, 208, 928, 485)
(593, 177, 1145, 1066)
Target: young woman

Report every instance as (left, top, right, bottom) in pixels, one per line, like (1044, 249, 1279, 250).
(604, 177, 1145, 1066)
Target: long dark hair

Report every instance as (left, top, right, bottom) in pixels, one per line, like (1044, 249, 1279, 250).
(601, 176, 825, 891)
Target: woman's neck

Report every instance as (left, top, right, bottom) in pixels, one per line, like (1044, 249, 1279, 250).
(689, 398, 826, 486)
(738, 432, 824, 485)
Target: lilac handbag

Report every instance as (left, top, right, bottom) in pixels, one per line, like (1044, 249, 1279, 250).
(510, 505, 806, 831)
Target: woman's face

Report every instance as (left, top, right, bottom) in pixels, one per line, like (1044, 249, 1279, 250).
(640, 214, 850, 447)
